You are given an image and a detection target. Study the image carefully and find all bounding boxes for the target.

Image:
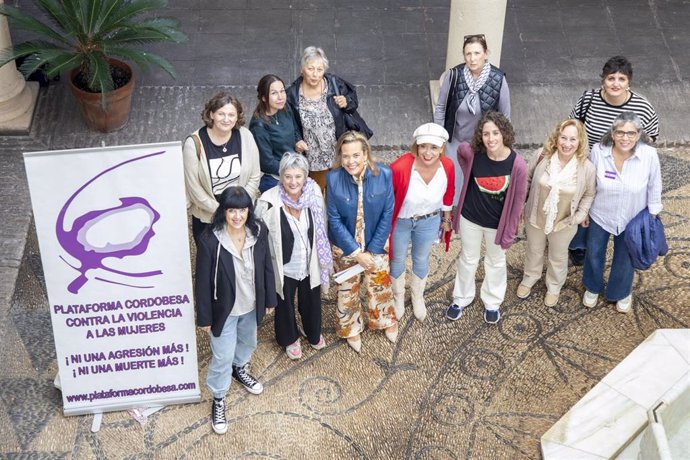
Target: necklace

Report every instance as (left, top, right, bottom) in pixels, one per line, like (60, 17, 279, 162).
(209, 129, 231, 153)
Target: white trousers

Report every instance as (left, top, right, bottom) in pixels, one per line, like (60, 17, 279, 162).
(452, 216, 507, 310)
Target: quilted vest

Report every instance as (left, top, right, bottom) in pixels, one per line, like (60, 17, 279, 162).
(443, 64, 505, 138)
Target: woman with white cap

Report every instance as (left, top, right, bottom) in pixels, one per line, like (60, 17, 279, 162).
(390, 123, 455, 321)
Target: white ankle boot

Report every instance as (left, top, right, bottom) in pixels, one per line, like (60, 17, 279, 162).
(391, 274, 406, 320)
(410, 274, 428, 321)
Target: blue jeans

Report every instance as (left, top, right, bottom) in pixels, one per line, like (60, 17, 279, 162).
(583, 218, 634, 301)
(259, 175, 278, 193)
(206, 310, 257, 399)
(568, 225, 588, 250)
(390, 214, 441, 279)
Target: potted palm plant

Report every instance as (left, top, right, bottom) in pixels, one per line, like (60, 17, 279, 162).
(0, 0, 187, 132)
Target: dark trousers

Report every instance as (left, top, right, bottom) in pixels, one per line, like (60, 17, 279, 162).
(192, 216, 210, 246)
(275, 276, 322, 347)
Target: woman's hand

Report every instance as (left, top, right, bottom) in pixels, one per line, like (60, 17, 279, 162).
(334, 95, 347, 109)
(581, 216, 590, 228)
(266, 307, 275, 315)
(295, 140, 308, 153)
(355, 251, 376, 272)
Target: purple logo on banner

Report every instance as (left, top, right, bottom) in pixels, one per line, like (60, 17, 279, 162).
(56, 151, 165, 293)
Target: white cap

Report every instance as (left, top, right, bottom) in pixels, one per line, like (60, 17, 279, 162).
(413, 123, 449, 147)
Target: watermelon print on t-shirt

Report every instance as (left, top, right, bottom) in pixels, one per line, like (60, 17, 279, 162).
(475, 175, 510, 201)
(460, 150, 516, 230)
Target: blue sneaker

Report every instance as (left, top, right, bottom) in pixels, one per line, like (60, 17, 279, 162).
(446, 303, 464, 321)
(483, 309, 501, 324)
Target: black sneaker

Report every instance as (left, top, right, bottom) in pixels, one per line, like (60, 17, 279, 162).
(446, 303, 465, 321)
(569, 248, 586, 266)
(211, 398, 228, 434)
(232, 363, 264, 395)
(484, 309, 501, 324)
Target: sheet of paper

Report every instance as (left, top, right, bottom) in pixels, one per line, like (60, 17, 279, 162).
(334, 264, 364, 284)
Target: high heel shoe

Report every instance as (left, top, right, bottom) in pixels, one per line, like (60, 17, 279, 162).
(346, 334, 362, 353)
(384, 324, 398, 343)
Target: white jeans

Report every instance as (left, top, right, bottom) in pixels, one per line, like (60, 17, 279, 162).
(452, 216, 507, 310)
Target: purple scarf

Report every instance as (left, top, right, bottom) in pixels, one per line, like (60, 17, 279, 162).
(278, 178, 333, 286)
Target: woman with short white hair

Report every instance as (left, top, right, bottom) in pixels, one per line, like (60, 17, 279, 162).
(256, 152, 332, 360)
(287, 46, 365, 191)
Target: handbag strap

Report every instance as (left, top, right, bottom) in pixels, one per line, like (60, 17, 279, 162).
(578, 90, 594, 122)
(329, 75, 341, 97)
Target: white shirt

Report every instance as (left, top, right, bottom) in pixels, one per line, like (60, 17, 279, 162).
(215, 227, 256, 316)
(588, 142, 662, 235)
(282, 209, 310, 281)
(398, 165, 450, 218)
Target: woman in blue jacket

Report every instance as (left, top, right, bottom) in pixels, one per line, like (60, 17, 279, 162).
(327, 131, 398, 353)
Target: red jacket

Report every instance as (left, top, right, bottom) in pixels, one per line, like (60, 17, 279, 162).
(389, 152, 455, 256)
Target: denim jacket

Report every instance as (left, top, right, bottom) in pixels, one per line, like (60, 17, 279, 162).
(326, 164, 394, 256)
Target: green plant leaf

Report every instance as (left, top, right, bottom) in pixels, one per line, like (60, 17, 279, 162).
(0, 3, 71, 46)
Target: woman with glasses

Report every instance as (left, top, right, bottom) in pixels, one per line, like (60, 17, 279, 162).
(581, 112, 662, 313)
(567, 56, 659, 265)
(250, 74, 308, 193)
(434, 34, 510, 203)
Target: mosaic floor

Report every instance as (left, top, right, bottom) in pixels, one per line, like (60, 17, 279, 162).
(3, 148, 690, 459)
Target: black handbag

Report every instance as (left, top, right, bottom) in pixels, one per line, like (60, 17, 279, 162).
(330, 76, 373, 139)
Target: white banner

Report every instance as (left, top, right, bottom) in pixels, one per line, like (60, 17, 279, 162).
(24, 142, 200, 415)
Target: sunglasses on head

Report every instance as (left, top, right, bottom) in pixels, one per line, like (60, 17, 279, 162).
(463, 34, 486, 43)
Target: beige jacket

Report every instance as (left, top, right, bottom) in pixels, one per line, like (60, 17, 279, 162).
(524, 148, 596, 231)
(182, 126, 261, 223)
(255, 186, 324, 298)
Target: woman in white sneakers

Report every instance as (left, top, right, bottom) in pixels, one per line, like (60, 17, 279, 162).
(581, 112, 662, 313)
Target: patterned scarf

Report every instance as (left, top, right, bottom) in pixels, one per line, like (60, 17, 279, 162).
(542, 156, 578, 234)
(463, 61, 491, 115)
(279, 178, 333, 286)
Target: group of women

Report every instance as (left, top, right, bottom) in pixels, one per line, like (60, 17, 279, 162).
(182, 40, 663, 435)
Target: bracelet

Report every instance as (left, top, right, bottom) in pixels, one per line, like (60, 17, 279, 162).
(441, 218, 452, 224)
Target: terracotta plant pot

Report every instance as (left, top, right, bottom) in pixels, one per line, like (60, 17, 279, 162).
(68, 59, 135, 133)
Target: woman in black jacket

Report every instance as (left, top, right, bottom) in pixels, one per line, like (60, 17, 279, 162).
(195, 186, 277, 435)
(286, 46, 364, 191)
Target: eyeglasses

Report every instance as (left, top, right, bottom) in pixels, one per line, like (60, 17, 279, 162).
(613, 130, 638, 139)
(463, 34, 486, 43)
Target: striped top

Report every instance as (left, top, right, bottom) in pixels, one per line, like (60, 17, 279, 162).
(569, 89, 659, 148)
(588, 142, 662, 236)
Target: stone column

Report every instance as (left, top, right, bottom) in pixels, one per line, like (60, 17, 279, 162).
(0, 0, 38, 134)
(430, 0, 508, 108)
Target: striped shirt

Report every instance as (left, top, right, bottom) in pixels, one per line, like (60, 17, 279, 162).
(569, 89, 659, 148)
(588, 142, 662, 236)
